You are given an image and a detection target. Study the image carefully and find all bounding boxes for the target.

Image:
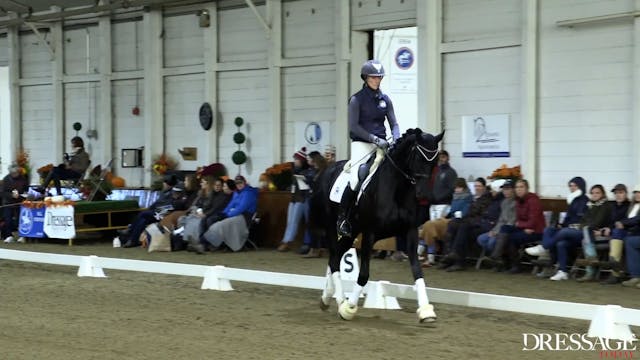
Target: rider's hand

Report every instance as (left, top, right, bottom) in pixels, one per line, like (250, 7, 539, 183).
(370, 135, 389, 150)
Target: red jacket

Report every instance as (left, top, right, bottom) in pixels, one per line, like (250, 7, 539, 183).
(516, 192, 545, 234)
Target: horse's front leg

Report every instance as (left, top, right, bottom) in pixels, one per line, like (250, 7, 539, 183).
(323, 231, 353, 313)
(339, 231, 373, 320)
(406, 226, 437, 323)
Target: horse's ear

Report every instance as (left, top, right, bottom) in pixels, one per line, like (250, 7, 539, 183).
(414, 128, 422, 135)
(435, 130, 445, 143)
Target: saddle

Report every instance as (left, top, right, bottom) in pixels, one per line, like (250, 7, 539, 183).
(329, 152, 383, 204)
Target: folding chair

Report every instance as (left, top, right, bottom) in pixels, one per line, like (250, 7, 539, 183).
(87, 159, 114, 201)
(245, 212, 261, 250)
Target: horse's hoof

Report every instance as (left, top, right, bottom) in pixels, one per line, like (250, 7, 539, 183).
(338, 301, 358, 321)
(319, 298, 330, 311)
(417, 304, 437, 323)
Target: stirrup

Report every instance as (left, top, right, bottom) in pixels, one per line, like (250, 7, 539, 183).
(337, 218, 352, 238)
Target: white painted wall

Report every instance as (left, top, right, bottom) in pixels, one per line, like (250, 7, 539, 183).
(537, 0, 634, 197)
(64, 26, 100, 75)
(112, 79, 145, 188)
(351, 0, 417, 30)
(111, 20, 143, 72)
(0, 36, 7, 66)
(282, 64, 336, 158)
(217, 70, 270, 181)
(0, 66, 10, 174)
(20, 32, 51, 79)
(163, 14, 204, 67)
(218, 5, 268, 62)
(163, 74, 206, 170)
(282, 0, 334, 58)
(443, 0, 521, 42)
(443, 47, 522, 182)
(21, 85, 53, 170)
(64, 82, 102, 166)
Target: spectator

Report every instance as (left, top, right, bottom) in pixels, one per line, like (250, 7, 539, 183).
(420, 150, 458, 264)
(612, 185, 640, 286)
(561, 185, 611, 282)
(420, 177, 471, 266)
(438, 177, 492, 271)
(121, 174, 184, 248)
(600, 184, 632, 285)
(525, 177, 589, 273)
(202, 175, 258, 252)
(303, 151, 329, 258)
(160, 174, 200, 230)
(489, 179, 545, 273)
(37, 136, 91, 196)
(181, 177, 231, 253)
(1, 163, 29, 244)
(477, 179, 516, 258)
(277, 148, 311, 252)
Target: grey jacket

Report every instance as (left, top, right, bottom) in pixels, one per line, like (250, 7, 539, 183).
(69, 149, 90, 174)
(491, 196, 516, 233)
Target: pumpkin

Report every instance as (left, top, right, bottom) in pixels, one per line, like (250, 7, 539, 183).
(105, 171, 114, 182)
(110, 176, 126, 188)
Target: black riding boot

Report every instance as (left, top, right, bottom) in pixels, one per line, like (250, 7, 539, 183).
(337, 190, 356, 238)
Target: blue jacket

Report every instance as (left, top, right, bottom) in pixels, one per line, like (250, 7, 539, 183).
(223, 185, 258, 218)
(348, 85, 400, 142)
(448, 191, 472, 218)
(563, 176, 589, 226)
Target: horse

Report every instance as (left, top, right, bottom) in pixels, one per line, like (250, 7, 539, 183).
(309, 128, 443, 322)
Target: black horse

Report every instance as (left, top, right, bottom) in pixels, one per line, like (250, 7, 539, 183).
(310, 128, 443, 322)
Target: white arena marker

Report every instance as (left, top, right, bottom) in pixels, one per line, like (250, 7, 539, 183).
(201, 265, 233, 291)
(363, 280, 401, 310)
(77, 255, 106, 278)
(339, 248, 359, 282)
(588, 305, 635, 342)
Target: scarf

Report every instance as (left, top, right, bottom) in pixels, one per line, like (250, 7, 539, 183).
(586, 198, 607, 209)
(453, 190, 470, 200)
(566, 189, 583, 205)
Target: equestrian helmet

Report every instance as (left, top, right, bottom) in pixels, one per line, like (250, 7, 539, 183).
(360, 59, 385, 80)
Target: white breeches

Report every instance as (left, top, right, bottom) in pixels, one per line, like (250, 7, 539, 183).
(345, 141, 384, 191)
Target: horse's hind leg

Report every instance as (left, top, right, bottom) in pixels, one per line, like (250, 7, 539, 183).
(406, 227, 437, 323)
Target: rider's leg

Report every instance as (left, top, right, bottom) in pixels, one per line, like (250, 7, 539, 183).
(337, 141, 376, 237)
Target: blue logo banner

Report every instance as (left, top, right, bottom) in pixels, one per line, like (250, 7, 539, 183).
(18, 206, 46, 238)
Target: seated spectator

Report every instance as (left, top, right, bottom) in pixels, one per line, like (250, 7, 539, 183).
(610, 185, 640, 286)
(120, 174, 185, 248)
(202, 175, 258, 252)
(159, 174, 200, 229)
(277, 148, 311, 253)
(438, 177, 492, 271)
(525, 177, 589, 278)
(477, 179, 516, 259)
(599, 184, 633, 285)
(489, 179, 545, 273)
(2, 163, 29, 244)
(420, 177, 471, 266)
(559, 185, 611, 282)
(180, 176, 231, 253)
(37, 136, 91, 196)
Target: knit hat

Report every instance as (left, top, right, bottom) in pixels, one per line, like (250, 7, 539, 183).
(234, 175, 247, 184)
(293, 147, 307, 162)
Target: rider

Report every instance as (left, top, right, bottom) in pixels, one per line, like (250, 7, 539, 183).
(337, 59, 400, 237)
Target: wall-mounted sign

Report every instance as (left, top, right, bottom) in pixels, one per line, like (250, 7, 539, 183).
(461, 114, 510, 158)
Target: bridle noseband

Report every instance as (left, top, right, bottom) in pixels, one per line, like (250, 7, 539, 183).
(384, 142, 439, 185)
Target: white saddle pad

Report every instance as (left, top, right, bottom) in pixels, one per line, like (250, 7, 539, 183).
(329, 171, 350, 203)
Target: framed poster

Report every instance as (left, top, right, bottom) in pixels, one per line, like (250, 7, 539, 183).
(461, 114, 510, 158)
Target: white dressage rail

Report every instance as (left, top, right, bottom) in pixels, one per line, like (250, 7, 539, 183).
(1, 248, 639, 340)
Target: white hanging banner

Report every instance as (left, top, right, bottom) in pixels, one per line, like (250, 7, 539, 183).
(461, 114, 510, 158)
(44, 205, 76, 239)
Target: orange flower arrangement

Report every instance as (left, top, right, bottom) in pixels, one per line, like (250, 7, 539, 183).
(15, 148, 31, 178)
(22, 199, 76, 209)
(151, 154, 177, 175)
(488, 164, 522, 182)
(264, 162, 293, 191)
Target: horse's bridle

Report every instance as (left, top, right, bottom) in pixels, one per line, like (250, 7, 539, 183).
(384, 143, 439, 185)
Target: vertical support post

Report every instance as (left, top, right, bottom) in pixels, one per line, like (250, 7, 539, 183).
(268, 0, 282, 164)
(203, 2, 219, 164)
(4, 22, 21, 175)
(417, 0, 442, 134)
(143, 8, 164, 186)
(51, 7, 65, 163)
(334, 0, 350, 161)
(521, 0, 539, 191)
(633, 0, 640, 183)
(99, 0, 113, 168)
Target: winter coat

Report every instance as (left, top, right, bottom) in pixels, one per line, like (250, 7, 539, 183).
(68, 148, 91, 174)
(580, 199, 612, 229)
(562, 176, 589, 226)
(2, 174, 28, 205)
(492, 196, 516, 233)
(621, 202, 640, 235)
(431, 163, 458, 205)
(516, 192, 545, 234)
(609, 200, 630, 226)
(223, 186, 258, 219)
(464, 192, 493, 226)
(447, 191, 472, 218)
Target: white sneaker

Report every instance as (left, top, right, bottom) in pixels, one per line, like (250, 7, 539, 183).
(3, 236, 15, 244)
(17, 237, 26, 243)
(550, 270, 569, 281)
(173, 226, 184, 235)
(525, 244, 549, 257)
